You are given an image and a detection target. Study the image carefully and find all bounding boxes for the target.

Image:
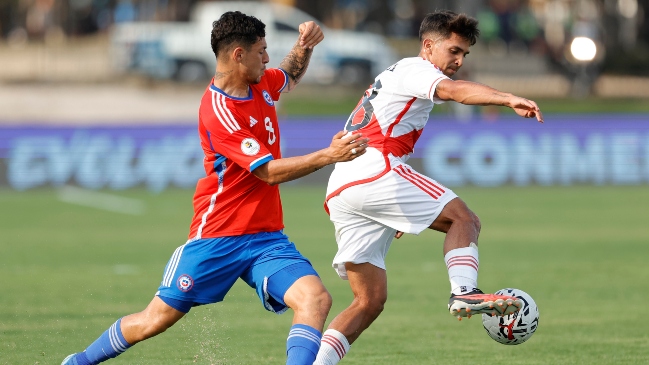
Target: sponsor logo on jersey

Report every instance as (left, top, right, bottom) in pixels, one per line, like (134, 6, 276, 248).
(250, 116, 258, 127)
(262, 90, 274, 106)
(177, 274, 194, 292)
(241, 138, 260, 156)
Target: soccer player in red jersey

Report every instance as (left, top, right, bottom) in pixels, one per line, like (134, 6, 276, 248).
(314, 11, 543, 364)
(62, 11, 368, 365)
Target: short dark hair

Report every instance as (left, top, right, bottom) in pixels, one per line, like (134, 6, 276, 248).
(419, 11, 479, 46)
(211, 11, 266, 58)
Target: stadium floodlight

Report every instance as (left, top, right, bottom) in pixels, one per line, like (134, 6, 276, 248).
(570, 37, 597, 62)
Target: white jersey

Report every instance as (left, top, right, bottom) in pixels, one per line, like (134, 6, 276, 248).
(326, 57, 449, 205)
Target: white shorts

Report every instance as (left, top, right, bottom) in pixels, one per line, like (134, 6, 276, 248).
(327, 163, 457, 280)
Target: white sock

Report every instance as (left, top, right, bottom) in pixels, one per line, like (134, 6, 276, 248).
(314, 329, 350, 365)
(444, 243, 479, 295)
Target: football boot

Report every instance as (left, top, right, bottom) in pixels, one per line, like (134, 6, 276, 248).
(61, 354, 79, 365)
(448, 288, 522, 320)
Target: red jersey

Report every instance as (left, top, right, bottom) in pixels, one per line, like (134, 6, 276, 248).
(188, 68, 289, 240)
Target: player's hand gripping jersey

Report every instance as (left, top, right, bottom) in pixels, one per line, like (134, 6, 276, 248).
(325, 57, 449, 204)
(188, 69, 289, 240)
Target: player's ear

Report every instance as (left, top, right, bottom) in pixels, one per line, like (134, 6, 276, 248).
(422, 38, 434, 55)
(232, 46, 244, 62)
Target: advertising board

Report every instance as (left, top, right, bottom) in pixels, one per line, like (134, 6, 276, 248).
(2, 114, 647, 191)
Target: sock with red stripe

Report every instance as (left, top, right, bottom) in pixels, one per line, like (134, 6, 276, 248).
(444, 243, 479, 295)
(314, 329, 350, 365)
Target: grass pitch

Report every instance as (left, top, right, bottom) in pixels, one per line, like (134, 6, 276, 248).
(1, 185, 648, 364)
(279, 84, 649, 116)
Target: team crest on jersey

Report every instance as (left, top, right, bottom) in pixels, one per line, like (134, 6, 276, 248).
(177, 274, 194, 292)
(262, 90, 274, 106)
(241, 138, 260, 156)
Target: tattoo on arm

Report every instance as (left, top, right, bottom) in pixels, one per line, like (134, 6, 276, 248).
(279, 44, 312, 90)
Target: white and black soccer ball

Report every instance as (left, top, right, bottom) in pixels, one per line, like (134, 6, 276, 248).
(482, 288, 539, 345)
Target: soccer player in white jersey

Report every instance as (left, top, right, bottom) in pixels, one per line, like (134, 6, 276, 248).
(314, 11, 544, 364)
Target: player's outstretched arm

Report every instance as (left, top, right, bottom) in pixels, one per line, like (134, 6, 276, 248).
(279, 21, 324, 93)
(435, 79, 544, 123)
(252, 131, 368, 185)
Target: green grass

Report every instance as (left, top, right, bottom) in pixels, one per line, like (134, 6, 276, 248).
(278, 85, 649, 116)
(1, 185, 648, 364)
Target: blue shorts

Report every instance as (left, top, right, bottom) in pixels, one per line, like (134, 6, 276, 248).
(156, 231, 318, 314)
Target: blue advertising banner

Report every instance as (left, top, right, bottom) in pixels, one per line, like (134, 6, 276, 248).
(2, 114, 648, 191)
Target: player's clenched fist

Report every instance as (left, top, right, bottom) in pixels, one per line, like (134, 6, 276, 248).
(298, 21, 324, 49)
(328, 131, 369, 162)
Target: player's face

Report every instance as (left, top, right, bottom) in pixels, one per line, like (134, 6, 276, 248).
(241, 37, 269, 84)
(426, 33, 471, 77)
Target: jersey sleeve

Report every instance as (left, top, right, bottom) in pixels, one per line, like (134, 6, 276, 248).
(215, 132, 274, 171)
(264, 68, 289, 100)
(204, 109, 273, 172)
(402, 64, 449, 104)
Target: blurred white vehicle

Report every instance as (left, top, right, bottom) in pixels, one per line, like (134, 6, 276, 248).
(110, 1, 398, 85)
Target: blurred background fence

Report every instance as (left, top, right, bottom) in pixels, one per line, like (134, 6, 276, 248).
(1, 0, 648, 191)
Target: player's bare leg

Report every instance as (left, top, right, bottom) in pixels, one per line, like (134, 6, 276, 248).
(61, 296, 185, 365)
(284, 275, 332, 330)
(119, 296, 186, 344)
(429, 197, 481, 255)
(283, 275, 332, 365)
(314, 262, 387, 365)
(431, 197, 521, 319)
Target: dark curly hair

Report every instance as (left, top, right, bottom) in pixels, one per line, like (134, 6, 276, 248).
(211, 11, 266, 58)
(419, 11, 479, 46)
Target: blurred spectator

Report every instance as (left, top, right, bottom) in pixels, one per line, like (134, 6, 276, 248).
(69, 0, 99, 35)
(114, 0, 137, 23)
(25, 0, 55, 40)
(512, 4, 544, 54)
(490, 0, 516, 44)
(387, 0, 417, 38)
(331, 0, 369, 31)
(477, 0, 544, 56)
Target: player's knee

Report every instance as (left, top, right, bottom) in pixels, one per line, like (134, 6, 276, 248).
(355, 293, 386, 319)
(291, 285, 332, 316)
(322, 291, 334, 314)
(309, 287, 333, 313)
(456, 206, 480, 233)
(362, 299, 385, 319)
(128, 315, 174, 342)
(141, 320, 167, 339)
(470, 211, 481, 234)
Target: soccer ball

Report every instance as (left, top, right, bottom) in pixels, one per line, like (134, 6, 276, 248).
(482, 288, 539, 345)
